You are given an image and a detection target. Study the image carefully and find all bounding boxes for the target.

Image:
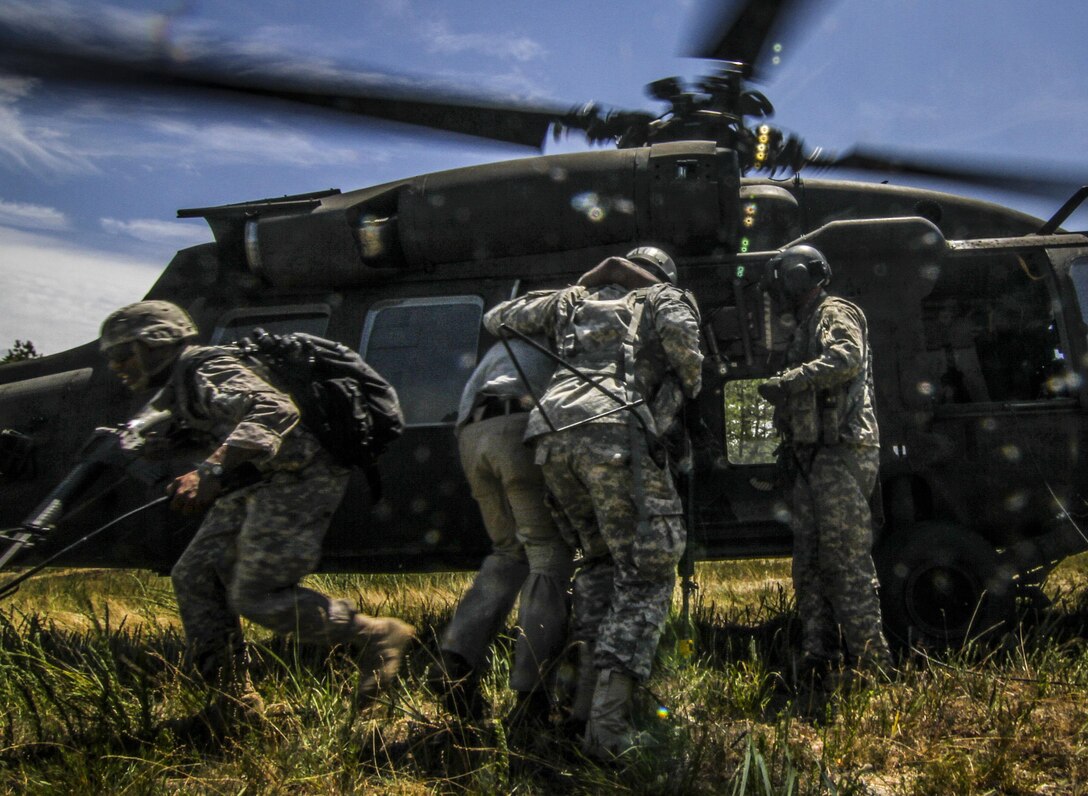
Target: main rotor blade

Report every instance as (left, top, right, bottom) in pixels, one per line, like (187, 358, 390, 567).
(686, 0, 823, 79)
(806, 146, 1087, 200)
(0, 23, 567, 149)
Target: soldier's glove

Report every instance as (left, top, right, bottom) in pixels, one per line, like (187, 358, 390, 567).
(166, 469, 222, 514)
(758, 376, 789, 406)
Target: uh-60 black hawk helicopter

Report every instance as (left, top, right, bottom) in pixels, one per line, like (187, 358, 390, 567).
(1, 0, 1087, 649)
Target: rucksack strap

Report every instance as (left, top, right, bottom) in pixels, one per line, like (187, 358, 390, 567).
(620, 289, 667, 537)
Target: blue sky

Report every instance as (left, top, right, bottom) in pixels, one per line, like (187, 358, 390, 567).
(1, 0, 1087, 354)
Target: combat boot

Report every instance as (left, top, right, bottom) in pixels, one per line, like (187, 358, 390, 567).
(163, 674, 266, 744)
(427, 650, 487, 722)
(582, 669, 655, 760)
(350, 615, 416, 703)
(560, 643, 597, 739)
(504, 688, 552, 748)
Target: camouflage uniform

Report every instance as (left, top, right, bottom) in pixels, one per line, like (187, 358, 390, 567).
(484, 280, 703, 681)
(155, 347, 367, 683)
(773, 293, 890, 667)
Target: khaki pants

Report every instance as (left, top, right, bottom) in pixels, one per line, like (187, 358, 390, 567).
(442, 411, 573, 691)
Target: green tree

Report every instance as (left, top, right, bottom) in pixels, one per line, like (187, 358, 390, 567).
(1, 340, 41, 363)
(723, 378, 778, 464)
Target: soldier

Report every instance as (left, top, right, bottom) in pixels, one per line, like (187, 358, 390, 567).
(98, 300, 414, 737)
(484, 246, 703, 758)
(430, 339, 573, 733)
(756, 245, 892, 682)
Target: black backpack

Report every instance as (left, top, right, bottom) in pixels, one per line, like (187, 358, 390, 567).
(238, 329, 405, 485)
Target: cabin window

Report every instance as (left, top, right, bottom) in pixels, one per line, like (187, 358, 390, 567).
(1070, 256, 1088, 322)
(361, 296, 483, 426)
(210, 305, 330, 344)
(723, 379, 778, 465)
(920, 253, 1065, 403)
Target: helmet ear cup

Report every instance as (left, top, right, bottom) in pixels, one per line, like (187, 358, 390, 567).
(763, 245, 832, 305)
(781, 261, 815, 299)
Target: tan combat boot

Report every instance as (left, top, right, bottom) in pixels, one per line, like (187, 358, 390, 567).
(582, 668, 654, 760)
(350, 615, 416, 702)
(164, 673, 266, 744)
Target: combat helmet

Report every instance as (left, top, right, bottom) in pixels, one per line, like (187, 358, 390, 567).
(762, 244, 831, 307)
(99, 300, 198, 353)
(626, 246, 678, 285)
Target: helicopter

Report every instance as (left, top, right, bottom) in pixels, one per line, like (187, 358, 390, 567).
(1, 0, 1088, 649)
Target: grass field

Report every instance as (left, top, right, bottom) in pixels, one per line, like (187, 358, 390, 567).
(3, 555, 1088, 794)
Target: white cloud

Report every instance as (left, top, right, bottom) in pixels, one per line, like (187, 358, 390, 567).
(100, 217, 209, 246)
(0, 226, 160, 355)
(0, 198, 68, 230)
(0, 78, 96, 174)
(421, 20, 546, 63)
(147, 119, 363, 167)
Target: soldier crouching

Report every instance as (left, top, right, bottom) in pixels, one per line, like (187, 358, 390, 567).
(485, 246, 702, 759)
(99, 300, 414, 739)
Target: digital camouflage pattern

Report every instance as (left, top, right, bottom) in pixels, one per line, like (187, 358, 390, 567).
(790, 444, 888, 664)
(537, 425, 685, 681)
(776, 295, 879, 447)
(774, 293, 889, 666)
(486, 276, 701, 683)
(154, 346, 321, 468)
(153, 346, 386, 683)
(172, 456, 352, 682)
(483, 282, 703, 441)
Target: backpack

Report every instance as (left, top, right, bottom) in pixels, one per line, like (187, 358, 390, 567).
(237, 328, 405, 481)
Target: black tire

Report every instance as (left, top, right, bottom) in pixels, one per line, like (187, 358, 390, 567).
(874, 522, 1015, 649)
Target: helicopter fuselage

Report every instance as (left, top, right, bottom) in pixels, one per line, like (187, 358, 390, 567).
(3, 141, 1088, 645)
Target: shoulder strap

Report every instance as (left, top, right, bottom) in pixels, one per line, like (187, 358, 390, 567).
(621, 291, 658, 438)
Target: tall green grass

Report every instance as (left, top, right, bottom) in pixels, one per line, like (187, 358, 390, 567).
(2, 557, 1088, 793)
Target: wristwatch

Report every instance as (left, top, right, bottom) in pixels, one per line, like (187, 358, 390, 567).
(196, 461, 225, 480)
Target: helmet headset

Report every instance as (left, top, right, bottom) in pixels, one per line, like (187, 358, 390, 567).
(762, 245, 831, 307)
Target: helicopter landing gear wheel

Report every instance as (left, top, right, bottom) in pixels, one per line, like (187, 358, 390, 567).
(875, 523, 1015, 650)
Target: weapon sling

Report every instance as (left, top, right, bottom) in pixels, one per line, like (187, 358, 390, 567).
(0, 413, 169, 571)
(0, 495, 170, 600)
(497, 323, 653, 437)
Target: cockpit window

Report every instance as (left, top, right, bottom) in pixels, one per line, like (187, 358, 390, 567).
(361, 296, 483, 426)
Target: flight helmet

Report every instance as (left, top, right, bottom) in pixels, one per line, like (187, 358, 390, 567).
(762, 245, 831, 307)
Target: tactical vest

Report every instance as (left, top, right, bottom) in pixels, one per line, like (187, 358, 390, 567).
(780, 296, 878, 447)
(526, 282, 689, 440)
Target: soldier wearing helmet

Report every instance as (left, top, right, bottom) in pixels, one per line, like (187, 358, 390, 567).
(757, 245, 891, 685)
(99, 301, 414, 739)
(100, 300, 199, 391)
(483, 245, 702, 758)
